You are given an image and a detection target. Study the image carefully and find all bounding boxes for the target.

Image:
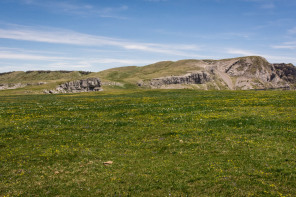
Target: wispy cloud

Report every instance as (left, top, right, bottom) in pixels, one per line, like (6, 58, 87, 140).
(272, 40, 296, 50)
(261, 3, 275, 9)
(0, 25, 201, 57)
(265, 55, 296, 63)
(155, 29, 253, 40)
(288, 27, 296, 34)
(0, 47, 166, 72)
(227, 49, 258, 56)
(227, 48, 296, 63)
(41, 58, 164, 72)
(0, 47, 159, 64)
(242, 0, 277, 17)
(270, 27, 296, 50)
(244, 0, 276, 9)
(77, 58, 160, 66)
(18, 0, 128, 19)
(272, 45, 296, 50)
(0, 50, 73, 61)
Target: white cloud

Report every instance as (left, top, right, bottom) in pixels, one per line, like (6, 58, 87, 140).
(272, 45, 296, 49)
(271, 39, 296, 50)
(0, 25, 201, 57)
(0, 28, 121, 46)
(0, 50, 73, 61)
(264, 55, 296, 63)
(44, 58, 164, 71)
(269, 27, 296, 50)
(227, 49, 258, 56)
(78, 58, 159, 66)
(0, 47, 164, 72)
(227, 48, 296, 64)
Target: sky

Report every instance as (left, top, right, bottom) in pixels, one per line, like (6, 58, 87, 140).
(0, 0, 296, 72)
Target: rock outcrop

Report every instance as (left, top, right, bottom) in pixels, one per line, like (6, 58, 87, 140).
(215, 57, 291, 90)
(45, 78, 102, 94)
(0, 82, 47, 90)
(273, 63, 296, 84)
(139, 72, 211, 88)
(139, 56, 296, 90)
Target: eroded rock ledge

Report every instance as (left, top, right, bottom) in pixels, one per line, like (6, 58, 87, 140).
(138, 72, 211, 88)
(45, 78, 102, 94)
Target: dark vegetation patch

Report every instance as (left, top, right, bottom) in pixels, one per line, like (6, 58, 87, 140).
(0, 71, 14, 76)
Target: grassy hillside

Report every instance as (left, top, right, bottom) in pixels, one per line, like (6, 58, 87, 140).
(0, 59, 206, 85)
(0, 59, 208, 94)
(92, 59, 206, 84)
(0, 71, 92, 84)
(0, 71, 95, 94)
(1, 90, 296, 196)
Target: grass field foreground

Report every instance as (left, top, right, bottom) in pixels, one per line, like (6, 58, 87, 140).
(0, 90, 296, 196)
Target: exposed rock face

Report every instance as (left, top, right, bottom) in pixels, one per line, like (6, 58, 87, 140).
(273, 63, 296, 83)
(0, 83, 26, 90)
(101, 81, 124, 87)
(0, 82, 46, 90)
(216, 57, 291, 90)
(46, 78, 102, 94)
(140, 72, 211, 88)
(139, 56, 296, 90)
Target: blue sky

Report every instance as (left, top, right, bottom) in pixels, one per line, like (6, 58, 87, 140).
(0, 0, 296, 72)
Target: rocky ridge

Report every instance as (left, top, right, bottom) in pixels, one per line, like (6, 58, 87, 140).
(1, 56, 295, 92)
(139, 57, 296, 90)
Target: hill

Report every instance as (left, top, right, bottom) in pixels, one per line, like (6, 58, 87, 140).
(1, 56, 296, 94)
(95, 56, 296, 90)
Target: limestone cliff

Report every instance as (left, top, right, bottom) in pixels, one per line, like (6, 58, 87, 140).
(138, 56, 296, 90)
(138, 72, 211, 88)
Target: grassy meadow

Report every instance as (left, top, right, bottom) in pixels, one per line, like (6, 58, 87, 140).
(0, 90, 296, 196)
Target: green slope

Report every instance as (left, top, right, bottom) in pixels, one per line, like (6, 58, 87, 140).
(92, 59, 205, 84)
(0, 71, 92, 84)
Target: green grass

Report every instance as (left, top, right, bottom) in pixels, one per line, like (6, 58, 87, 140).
(0, 71, 92, 84)
(1, 90, 296, 196)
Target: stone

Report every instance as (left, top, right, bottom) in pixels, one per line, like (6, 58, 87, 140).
(46, 78, 102, 94)
(148, 72, 211, 88)
(103, 161, 113, 165)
